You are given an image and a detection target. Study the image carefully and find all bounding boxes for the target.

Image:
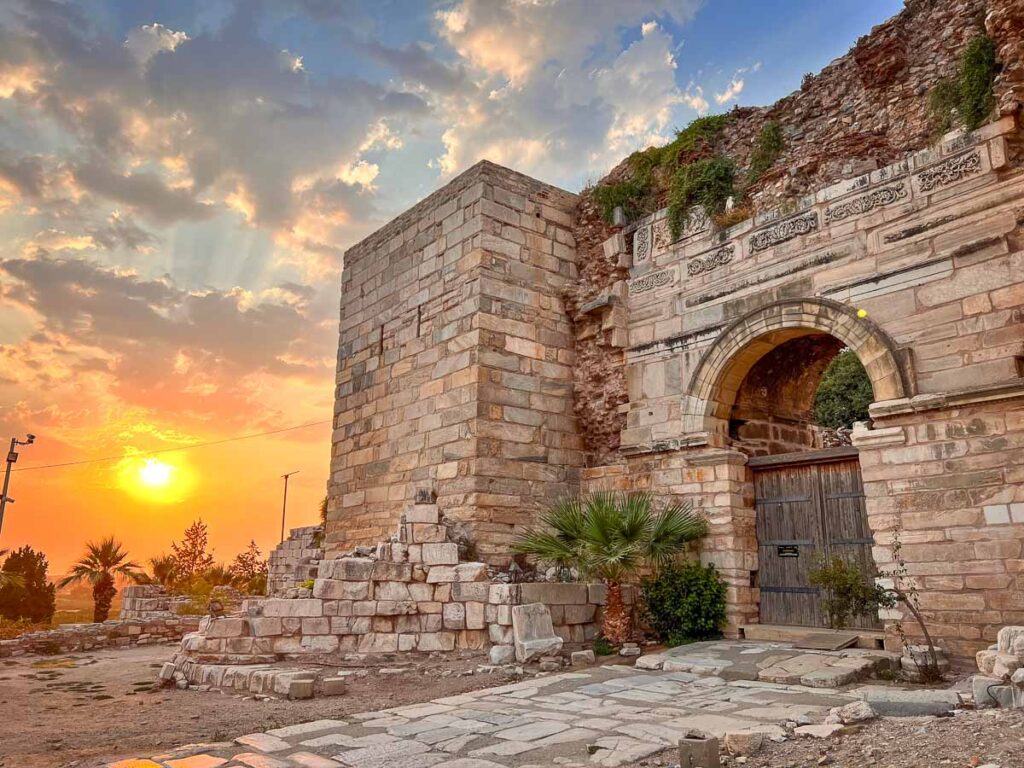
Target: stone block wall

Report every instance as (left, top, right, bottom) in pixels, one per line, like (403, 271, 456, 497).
(0, 617, 200, 658)
(580, 119, 1024, 656)
(267, 525, 323, 597)
(172, 501, 616, 668)
(328, 160, 583, 564)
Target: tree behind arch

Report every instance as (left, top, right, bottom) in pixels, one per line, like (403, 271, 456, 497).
(813, 349, 873, 429)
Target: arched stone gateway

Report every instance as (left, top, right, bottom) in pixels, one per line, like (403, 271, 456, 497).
(314, 120, 1023, 666)
(683, 298, 910, 439)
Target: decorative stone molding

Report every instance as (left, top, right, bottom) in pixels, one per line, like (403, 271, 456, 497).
(915, 150, 982, 192)
(687, 245, 735, 276)
(632, 224, 652, 264)
(628, 269, 674, 294)
(749, 212, 819, 252)
(850, 423, 906, 448)
(825, 182, 909, 223)
(870, 380, 1024, 418)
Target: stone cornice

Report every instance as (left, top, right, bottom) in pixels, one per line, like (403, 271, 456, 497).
(870, 379, 1024, 418)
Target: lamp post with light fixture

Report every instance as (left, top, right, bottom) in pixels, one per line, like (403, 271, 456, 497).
(0, 434, 35, 539)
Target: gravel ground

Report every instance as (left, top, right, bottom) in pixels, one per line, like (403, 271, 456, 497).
(0, 644, 515, 768)
(626, 708, 1024, 768)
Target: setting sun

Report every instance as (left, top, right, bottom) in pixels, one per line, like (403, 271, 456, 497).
(115, 454, 195, 504)
(139, 458, 173, 487)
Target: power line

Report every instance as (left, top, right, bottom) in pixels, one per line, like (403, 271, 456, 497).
(11, 419, 333, 473)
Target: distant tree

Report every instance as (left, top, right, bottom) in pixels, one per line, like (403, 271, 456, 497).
(0, 546, 56, 623)
(58, 538, 144, 622)
(231, 540, 265, 580)
(319, 496, 328, 524)
(170, 519, 215, 580)
(147, 554, 179, 590)
(201, 564, 234, 587)
(813, 350, 874, 429)
(0, 549, 24, 592)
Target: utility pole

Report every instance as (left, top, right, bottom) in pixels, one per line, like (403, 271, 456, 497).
(0, 434, 35, 539)
(280, 470, 299, 543)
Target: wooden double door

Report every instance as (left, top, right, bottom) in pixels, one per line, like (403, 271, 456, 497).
(753, 449, 880, 629)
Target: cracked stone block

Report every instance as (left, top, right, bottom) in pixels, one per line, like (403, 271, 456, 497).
(511, 603, 563, 662)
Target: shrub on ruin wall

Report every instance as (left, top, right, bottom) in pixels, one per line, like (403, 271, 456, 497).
(929, 33, 998, 135)
(746, 120, 784, 184)
(641, 561, 727, 646)
(667, 156, 736, 239)
(592, 114, 730, 226)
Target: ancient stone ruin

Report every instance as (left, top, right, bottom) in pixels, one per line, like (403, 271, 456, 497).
(174, 0, 1024, 679)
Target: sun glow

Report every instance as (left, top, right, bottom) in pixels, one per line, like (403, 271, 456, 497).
(116, 454, 194, 504)
(139, 458, 173, 487)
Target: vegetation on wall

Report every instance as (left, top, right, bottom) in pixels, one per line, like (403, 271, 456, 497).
(592, 115, 730, 227)
(746, 121, 784, 184)
(929, 33, 998, 135)
(813, 349, 873, 429)
(642, 561, 727, 646)
(591, 113, 787, 241)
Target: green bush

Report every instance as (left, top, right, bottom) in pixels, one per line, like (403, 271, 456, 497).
(958, 35, 998, 130)
(813, 349, 873, 429)
(747, 121, 784, 183)
(667, 156, 735, 239)
(929, 34, 998, 135)
(642, 562, 727, 646)
(592, 635, 615, 656)
(0, 546, 56, 623)
(808, 556, 890, 630)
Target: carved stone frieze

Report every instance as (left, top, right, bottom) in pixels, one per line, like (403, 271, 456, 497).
(825, 182, 908, 223)
(915, 151, 982, 192)
(629, 269, 674, 294)
(686, 245, 735, 276)
(632, 224, 652, 264)
(653, 207, 709, 253)
(749, 212, 819, 253)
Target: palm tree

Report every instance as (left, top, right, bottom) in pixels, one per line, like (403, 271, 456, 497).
(148, 554, 179, 590)
(0, 549, 24, 591)
(514, 492, 708, 646)
(59, 538, 145, 622)
(201, 563, 234, 587)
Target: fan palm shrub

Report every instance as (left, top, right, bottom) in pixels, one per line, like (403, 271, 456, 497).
(514, 492, 708, 645)
(59, 537, 145, 622)
(147, 554, 179, 590)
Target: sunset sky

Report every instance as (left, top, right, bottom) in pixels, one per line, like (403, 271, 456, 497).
(0, 0, 902, 577)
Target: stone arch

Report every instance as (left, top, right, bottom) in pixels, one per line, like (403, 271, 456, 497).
(683, 298, 910, 437)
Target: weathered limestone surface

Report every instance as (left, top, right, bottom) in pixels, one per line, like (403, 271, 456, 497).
(511, 603, 563, 662)
(268, 525, 323, 597)
(327, 161, 582, 565)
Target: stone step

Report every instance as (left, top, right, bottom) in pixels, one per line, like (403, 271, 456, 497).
(741, 624, 885, 651)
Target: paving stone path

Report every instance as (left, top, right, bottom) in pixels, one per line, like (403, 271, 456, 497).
(110, 643, 860, 768)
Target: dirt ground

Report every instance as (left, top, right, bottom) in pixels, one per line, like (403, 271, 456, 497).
(627, 708, 1024, 768)
(0, 643, 515, 768)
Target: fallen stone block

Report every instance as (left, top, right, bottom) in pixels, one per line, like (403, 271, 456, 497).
(321, 676, 346, 696)
(678, 730, 720, 768)
(724, 730, 764, 756)
(795, 724, 844, 739)
(489, 645, 515, 664)
(512, 603, 563, 662)
(572, 649, 596, 666)
(635, 654, 666, 671)
(857, 686, 961, 716)
(837, 700, 876, 723)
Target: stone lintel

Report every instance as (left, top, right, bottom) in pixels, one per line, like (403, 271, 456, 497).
(870, 380, 1024, 419)
(850, 424, 906, 449)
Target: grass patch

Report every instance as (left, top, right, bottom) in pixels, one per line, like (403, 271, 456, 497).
(667, 156, 736, 239)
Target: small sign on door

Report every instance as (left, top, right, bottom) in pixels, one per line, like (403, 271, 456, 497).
(777, 545, 799, 557)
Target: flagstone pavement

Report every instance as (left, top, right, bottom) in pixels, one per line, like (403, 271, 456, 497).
(109, 648, 860, 768)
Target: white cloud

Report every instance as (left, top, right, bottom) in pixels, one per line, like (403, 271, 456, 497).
(714, 76, 744, 105)
(431, 0, 703, 181)
(124, 23, 189, 65)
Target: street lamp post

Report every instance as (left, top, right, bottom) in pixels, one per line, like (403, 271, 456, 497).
(280, 470, 299, 543)
(0, 434, 36, 539)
